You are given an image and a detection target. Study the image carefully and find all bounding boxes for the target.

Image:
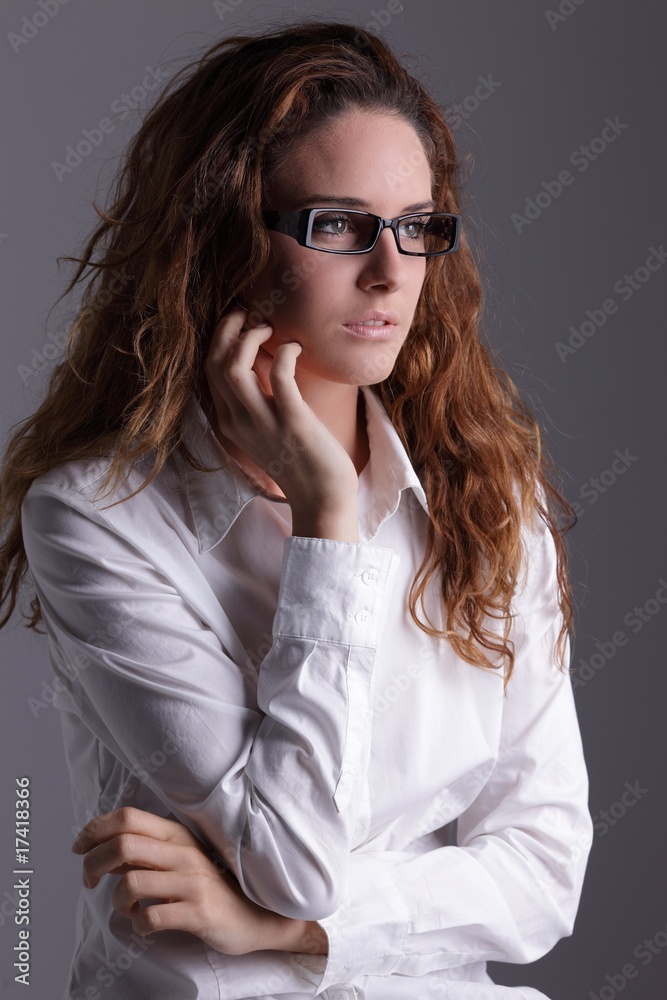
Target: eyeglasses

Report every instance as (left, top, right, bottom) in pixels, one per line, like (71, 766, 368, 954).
(262, 207, 461, 257)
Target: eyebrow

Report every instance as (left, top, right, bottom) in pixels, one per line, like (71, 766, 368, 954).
(299, 195, 436, 213)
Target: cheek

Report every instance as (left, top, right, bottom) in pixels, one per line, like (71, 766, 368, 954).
(271, 284, 323, 336)
(243, 261, 291, 324)
(268, 256, 335, 321)
(411, 266, 427, 305)
(244, 244, 324, 318)
(415, 260, 428, 288)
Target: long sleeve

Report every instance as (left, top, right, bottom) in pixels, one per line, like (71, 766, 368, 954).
(298, 508, 594, 991)
(21, 481, 400, 921)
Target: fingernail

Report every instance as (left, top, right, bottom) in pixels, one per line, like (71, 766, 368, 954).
(71, 839, 84, 854)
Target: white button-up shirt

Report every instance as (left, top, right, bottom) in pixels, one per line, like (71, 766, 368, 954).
(21, 384, 593, 1000)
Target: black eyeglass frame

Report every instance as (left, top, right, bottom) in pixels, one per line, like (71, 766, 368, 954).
(261, 208, 462, 257)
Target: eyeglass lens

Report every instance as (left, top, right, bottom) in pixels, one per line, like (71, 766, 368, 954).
(309, 211, 456, 254)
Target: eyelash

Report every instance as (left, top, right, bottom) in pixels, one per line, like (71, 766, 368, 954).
(311, 214, 355, 236)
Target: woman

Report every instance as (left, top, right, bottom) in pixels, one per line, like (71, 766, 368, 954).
(0, 19, 593, 1000)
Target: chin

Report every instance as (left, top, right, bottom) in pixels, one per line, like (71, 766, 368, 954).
(308, 362, 394, 387)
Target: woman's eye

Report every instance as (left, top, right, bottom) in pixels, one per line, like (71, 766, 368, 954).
(312, 214, 356, 236)
(400, 220, 426, 240)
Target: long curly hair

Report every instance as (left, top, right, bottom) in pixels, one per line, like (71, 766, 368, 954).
(0, 19, 577, 691)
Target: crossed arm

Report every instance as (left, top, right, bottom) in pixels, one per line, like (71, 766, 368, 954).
(71, 805, 329, 957)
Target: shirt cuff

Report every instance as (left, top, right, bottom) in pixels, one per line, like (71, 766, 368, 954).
(294, 851, 410, 992)
(273, 536, 398, 648)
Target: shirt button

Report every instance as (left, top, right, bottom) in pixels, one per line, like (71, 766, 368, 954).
(354, 609, 371, 626)
(362, 568, 379, 585)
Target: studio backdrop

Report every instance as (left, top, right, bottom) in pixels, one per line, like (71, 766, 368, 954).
(1, 2, 665, 998)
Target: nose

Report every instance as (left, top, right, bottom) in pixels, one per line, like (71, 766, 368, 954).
(356, 225, 410, 292)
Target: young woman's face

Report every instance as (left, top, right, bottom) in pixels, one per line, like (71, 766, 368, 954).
(239, 109, 434, 387)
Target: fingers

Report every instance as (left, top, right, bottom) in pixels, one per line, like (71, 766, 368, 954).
(112, 870, 216, 939)
(83, 811, 268, 955)
(205, 313, 272, 432)
(134, 900, 201, 938)
(230, 331, 304, 425)
(71, 806, 200, 854)
(206, 307, 304, 424)
(206, 308, 265, 374)
(110, 868, 251, 953)
(81, 833, 204, 889)
(223, 324, 277, 416)
(111, 869, 196, 917)
(267, 340, 304, 419)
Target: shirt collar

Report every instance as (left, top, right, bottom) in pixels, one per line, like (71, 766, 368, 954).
(174, 384, 430, 554)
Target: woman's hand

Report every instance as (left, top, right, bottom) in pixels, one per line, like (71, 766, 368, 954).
(204, 307, 359, 520)
(70, 807, 327, 956)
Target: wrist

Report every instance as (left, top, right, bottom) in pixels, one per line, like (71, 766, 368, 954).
(269, 916, 329, 955)
(296, 919, 329, 955)
(291, 503, 359, 542)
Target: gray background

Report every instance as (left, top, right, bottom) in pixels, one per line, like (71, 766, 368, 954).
(1, 1, 665, 997)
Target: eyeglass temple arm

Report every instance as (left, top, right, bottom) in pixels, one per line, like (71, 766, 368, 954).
(262, 210, 311, 243)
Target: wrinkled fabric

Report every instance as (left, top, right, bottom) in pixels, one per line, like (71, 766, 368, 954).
(20, 384, 592, 1000)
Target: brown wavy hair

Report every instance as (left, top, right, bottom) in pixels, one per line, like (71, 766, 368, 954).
(0, 19, 577, 691)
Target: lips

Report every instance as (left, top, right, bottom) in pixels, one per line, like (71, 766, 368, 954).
(344, 310, 399, 326)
